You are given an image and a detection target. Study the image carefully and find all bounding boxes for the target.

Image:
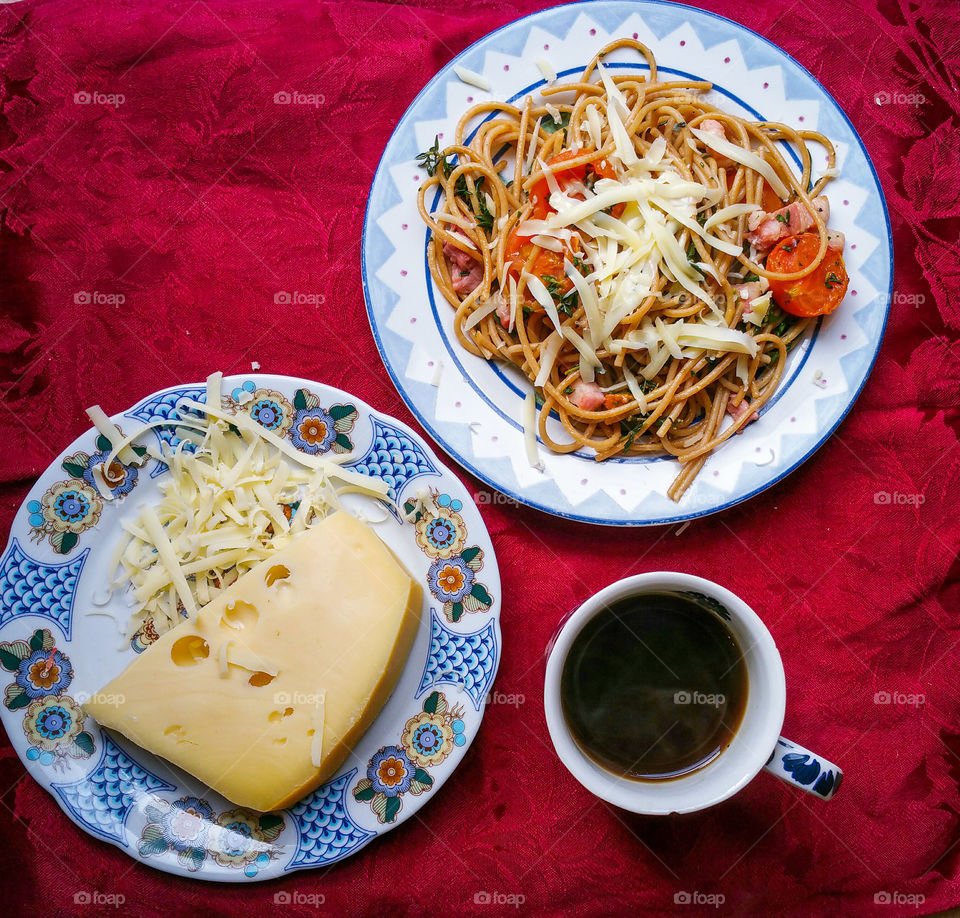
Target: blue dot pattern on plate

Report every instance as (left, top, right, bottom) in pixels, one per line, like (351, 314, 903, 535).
(231, 380, 257, 401)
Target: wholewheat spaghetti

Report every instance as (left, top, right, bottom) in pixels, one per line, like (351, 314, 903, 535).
(417, 39, 849, 500)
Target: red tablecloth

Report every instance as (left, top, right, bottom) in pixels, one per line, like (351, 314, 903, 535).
(1, 0, 959, 915)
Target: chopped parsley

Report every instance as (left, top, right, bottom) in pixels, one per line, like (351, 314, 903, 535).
(743, 272, 760, 283)
(824, 271, 841, 289)
(541, 274, 579, 316)
(766, 306, 795, 339)
(620, 415, 650, 451)
(474, 176, 494, 230)
(453, 174, 494, 231)
(774, 212, 790, 225)
(541, 111, 571, 136)
(416, 136, 455, 178)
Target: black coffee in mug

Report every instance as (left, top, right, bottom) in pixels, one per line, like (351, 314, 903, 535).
(559, 590, 749, 781)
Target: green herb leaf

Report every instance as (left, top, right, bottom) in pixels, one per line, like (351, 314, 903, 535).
(541, 274, 579, 316)
(541, 111, 571, 135)
(774, 212, 790, 225)
(415, 135, 455, 178)
(474, 176, 494, 230)
(743, 272, 760, 283)
(619, 415, 650, 451)
(824, 271, 841, 289)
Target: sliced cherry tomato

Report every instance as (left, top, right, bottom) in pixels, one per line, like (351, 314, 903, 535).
(765, 233, 848, 317)
(503, 232, 570, 284)
(528, 150, 623, 219)
(603, 392, 631, 409)
(761, 181, 783, 213)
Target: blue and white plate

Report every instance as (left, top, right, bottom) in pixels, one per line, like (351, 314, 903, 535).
(0, 375, 501, 881)
(362, 0, 892, 526)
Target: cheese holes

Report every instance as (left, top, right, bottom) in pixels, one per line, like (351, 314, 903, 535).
(164, 725, 184, 737)
(265, 564, 291, 587)
(268, 707, 294, 722)
(170, 635, 209, 666)
(248, 671, 275, 687)
(272, 737, 288, 746)
(221, 600, 258, 631)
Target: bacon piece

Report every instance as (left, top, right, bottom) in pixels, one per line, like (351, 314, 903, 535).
(451, 262, 483, 295)
(569, 380, 605, 411)
(746, 196, 830, 252)
(726, 398, 759, 426)
(442, 226, 484, 294)
(494, 290, 513, 330)
(700, 119, 727, 140)
(734, 281, 763, 305)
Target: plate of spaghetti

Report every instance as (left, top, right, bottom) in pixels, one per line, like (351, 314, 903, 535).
(362, 0, 891, 526)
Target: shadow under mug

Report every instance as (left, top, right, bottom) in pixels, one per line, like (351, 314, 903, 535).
(543, 572, 842, 815)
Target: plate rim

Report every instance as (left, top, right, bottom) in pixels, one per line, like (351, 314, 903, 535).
(360, 0, 893, 527)
(0, 373, 503, 881)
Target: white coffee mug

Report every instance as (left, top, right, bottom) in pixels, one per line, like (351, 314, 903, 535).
(543, 572, 842, 815)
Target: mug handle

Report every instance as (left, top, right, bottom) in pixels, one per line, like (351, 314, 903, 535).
(763, 737, 843, 800)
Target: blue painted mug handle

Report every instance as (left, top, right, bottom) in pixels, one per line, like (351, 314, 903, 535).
(763, 737, 843, 800)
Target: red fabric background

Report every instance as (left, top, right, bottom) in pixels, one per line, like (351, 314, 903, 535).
(1, 0, 959, 915)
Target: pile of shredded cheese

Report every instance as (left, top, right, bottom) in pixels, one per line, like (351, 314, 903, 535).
(91, 373, 388, 639)
(511, 64, 772, 412)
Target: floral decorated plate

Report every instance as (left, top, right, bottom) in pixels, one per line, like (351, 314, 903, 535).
(0, 375, 501, 881)
(362, 0, 892, 526)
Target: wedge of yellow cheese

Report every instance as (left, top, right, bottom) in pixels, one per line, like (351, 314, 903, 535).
(84, 511, 422, 811)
